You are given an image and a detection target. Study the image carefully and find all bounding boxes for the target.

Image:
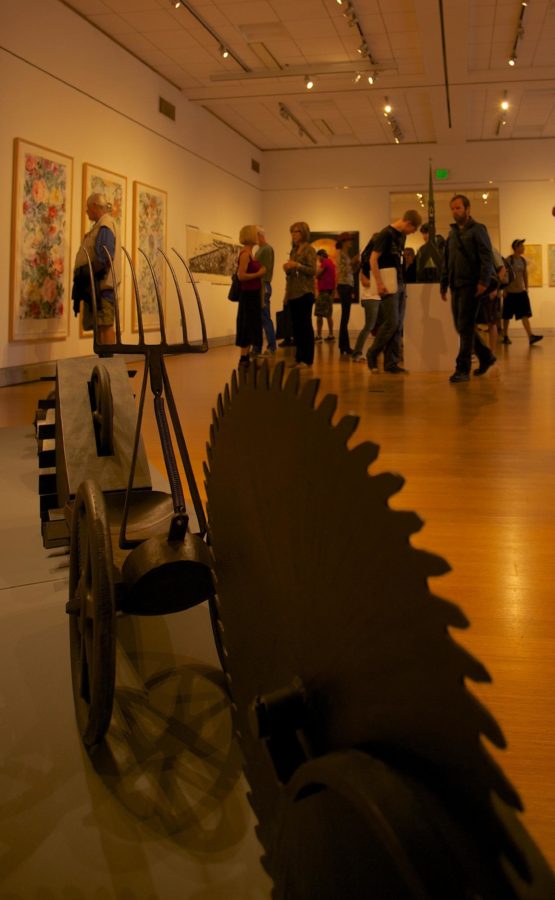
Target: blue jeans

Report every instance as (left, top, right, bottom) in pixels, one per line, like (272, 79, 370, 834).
(253, 283, 276, 353)
(367, 289, 406, 369)
(353, 300, 380, 355)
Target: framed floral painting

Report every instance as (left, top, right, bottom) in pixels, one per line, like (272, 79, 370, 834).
(523, 243, 543, 288)
(132, 181, 167, 332)
(80, 163, 127, 336)
(10, 138, 73, 341)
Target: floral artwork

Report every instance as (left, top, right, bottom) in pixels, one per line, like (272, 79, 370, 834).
(523, 243, 543, 288)
(10, 139, 73, 341)
(132, 182, 167, 332)
(81, 164, 127, 334)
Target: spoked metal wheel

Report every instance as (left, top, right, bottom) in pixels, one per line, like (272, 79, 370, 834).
(66, 479, 116, 748)
(90, 364, 114, 456)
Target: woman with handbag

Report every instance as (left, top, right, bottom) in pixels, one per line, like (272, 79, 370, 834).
(235, 225, 265, 368)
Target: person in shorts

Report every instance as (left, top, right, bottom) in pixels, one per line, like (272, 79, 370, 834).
(501, 240, 543, 346)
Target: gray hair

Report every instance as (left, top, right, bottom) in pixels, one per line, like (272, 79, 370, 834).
(87, 192, 112, 213)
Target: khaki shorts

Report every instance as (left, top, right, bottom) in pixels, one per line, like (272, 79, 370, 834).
(83, 294, 115, 330)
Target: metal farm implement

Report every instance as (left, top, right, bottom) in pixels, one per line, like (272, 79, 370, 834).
(37, 245, 214, 747)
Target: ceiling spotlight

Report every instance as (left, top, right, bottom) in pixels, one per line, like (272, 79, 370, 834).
(501, 99, 509, 111)
(384, 100, 392, 114)
(173, 0, 181, 7)
(354, 72, 362, 84)
(220, 45, 229, 58)
(358, 42, 368, 56)
(305, 75, 314, 90)
(368, 72, 376, 85)
(508, 55, 516, 66)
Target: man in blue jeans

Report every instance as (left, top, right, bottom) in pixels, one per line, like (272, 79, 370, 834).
(252, 228, 276, 357)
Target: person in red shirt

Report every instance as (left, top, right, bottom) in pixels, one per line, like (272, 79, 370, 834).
(314, 249, 336, 342)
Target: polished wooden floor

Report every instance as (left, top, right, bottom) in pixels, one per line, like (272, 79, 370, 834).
(1, 333, 554, 869)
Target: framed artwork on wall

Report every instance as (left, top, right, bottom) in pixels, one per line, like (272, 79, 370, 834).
(523, 243, 543, 287)
(186, 226, 241, 283)
(547, 245, 555, 287)
(10, 137, 73, 342)
(132, 181, 167, 332)
(310, 230, 360, 303)
(80, 163, 127, 336)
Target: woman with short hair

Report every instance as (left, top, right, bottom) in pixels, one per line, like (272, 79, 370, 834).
(283, 221, 317, 368)
(236, 224, 266, 368)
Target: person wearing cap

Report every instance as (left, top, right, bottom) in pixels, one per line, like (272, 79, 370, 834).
(335, 232, 358, 356)
(440, 194, 497, 383)
(501, 240, 543, 346)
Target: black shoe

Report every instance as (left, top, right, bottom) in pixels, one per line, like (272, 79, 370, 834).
(324, 335, 335, 342)
(529, 334, 543, 345)
(278, 339, 294, 347)
(367, 352, 379, 373)
(501, 336, 512, 345)
(340, 349, 353, 357)
(238, 355, 250, 368)
(385, 365, 409, 374)
(449, 371, 470, 383)
(473, 356, 496, 376)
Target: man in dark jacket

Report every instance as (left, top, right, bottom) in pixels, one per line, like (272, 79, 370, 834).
(440, 194, 497, 383)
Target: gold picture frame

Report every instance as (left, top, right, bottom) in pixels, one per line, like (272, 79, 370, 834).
(10, 138, 73, 342)
(547, 244, 555, 287)
(79, 163, 127, 337)
(523, 243, 543, 288)
(132, 181, 167, 332)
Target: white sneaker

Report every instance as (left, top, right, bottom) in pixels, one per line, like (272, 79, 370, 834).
(352, 353, 365, 362)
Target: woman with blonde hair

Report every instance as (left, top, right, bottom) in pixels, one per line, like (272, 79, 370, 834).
(283, 221, 317, 368)
(235, 224, 266, 368)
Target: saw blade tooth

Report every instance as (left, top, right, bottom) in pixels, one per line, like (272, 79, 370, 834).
(299, 378, 320, 410)
(315, 392, 337, 424)
(284, 367, 300, 394)
(217, 392, 224, 419)
(230, 370, 239, 396)
(349, 440, 380, 471)
(223, 383, 231, 410)
(334, 413, 359, 445)
(371, 470, 405, 500)
(270, 361, 286, 392)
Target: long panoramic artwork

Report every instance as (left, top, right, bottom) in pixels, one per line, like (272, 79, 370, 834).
(186, 227, 242, 284)
(10, 138, 73, 341)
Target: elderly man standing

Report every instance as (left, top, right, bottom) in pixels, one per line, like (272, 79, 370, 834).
(440, 194, 497, 383)
(252, 227, 276, 357)
(72, 192, 121, 345)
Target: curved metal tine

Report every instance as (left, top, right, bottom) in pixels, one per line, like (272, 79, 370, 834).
(158, 247, 189, 344)
(171, 248, 209, 348)
(161, 355, 207, 536)
(81, 246, 100, 351)
(138, 248, 167, 344)
(122, 246, 145, 345)
(119, 357, 150, 549)
(101, 244, 122, 344)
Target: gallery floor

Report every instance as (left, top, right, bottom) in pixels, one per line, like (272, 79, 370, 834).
(0, 331, 553, 897)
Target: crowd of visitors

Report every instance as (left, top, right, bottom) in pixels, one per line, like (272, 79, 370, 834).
(232, 201, 544, 379)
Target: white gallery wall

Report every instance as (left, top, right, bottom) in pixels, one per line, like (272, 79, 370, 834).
(0, 0, 262, 376)
(2, 0, 555, 379)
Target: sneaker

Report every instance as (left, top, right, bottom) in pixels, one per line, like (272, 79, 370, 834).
(324, 335, 335, 342)
(315, 336, 323, 343)
(352, 353, 366, 363)
(473, 356, 496, 376)
(529, 334, 543, 345)
(367, 353, 379, 374)
(449, 371, 470, 383)
(340, 349, 353, 357)
(501, 336, 512, 345)
(385, 365, 409, 374)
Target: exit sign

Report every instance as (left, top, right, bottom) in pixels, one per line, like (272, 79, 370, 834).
(435, 168, 450, 180)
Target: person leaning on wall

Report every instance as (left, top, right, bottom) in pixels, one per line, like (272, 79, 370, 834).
(72, 192, 121, 345)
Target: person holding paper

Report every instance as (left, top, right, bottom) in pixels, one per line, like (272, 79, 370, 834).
(366, 210, 422, 374)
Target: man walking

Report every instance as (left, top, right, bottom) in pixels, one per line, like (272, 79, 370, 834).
(253, 227, 276, 357)
(440, 194, 497, 383)
(367, 209, 422, 374)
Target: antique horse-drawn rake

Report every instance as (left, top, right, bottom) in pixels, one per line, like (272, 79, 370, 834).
(40, 245, 215, 748)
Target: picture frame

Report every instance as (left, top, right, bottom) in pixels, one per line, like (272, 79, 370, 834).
(547, 244, 555, 287)
(523, 243, 543, 288)
(311, 230, 360, 303)
(186, 226, 241, 284)
(10, 138, 73, 342)
(132, 181, 167, 332)
(80, 163, 127, 336)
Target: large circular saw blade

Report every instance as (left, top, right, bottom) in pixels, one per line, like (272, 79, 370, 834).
(204, 362, 551, 896)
